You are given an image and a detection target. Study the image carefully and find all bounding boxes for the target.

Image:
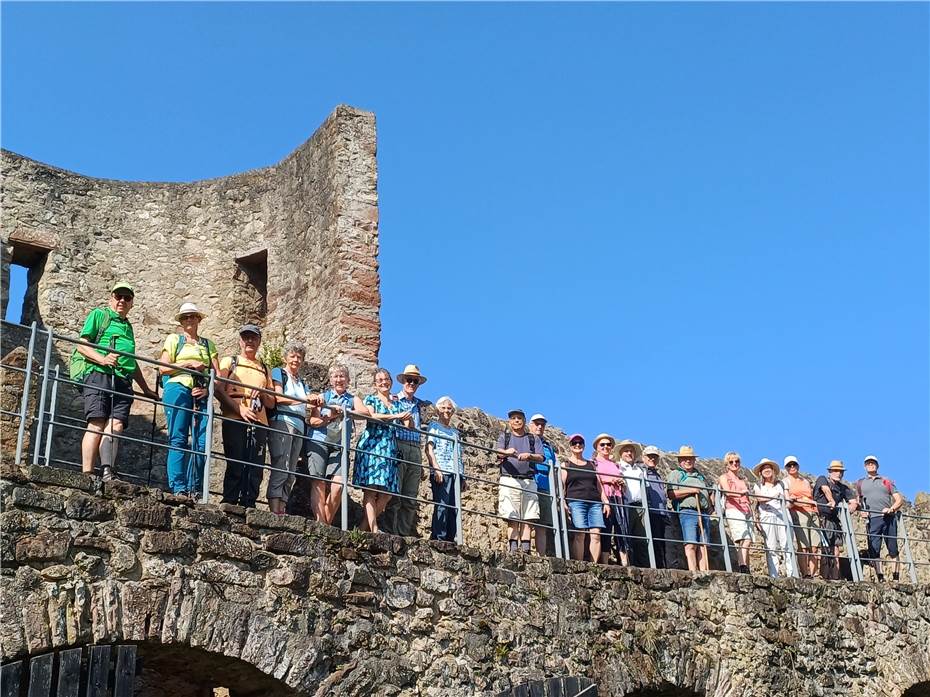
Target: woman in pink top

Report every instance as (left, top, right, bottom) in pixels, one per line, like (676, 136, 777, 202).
(718, 451, 753, 574)
(593, 433, 629, 566)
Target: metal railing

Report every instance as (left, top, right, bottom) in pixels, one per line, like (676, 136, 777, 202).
(2, 318, 926, 585)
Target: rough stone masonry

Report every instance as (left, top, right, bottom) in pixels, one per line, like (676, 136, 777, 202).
(2, 464, 930, 697)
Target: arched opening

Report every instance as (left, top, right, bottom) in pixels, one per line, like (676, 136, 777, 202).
(902, 681, 930, 697)
(624, 684, 704, 697)
(136, 643, 299, 697)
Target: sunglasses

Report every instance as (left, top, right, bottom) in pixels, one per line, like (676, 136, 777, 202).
(570, 440, 584, 447)
(597, 442, 612, 448)
(727, 460, 741, 465)
(114, 293, 133, 301)
(179, 314, 198, 321)
(404, 378, 419, 385)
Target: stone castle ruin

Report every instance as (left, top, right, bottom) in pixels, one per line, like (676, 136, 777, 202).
(2, 105, 930, 696)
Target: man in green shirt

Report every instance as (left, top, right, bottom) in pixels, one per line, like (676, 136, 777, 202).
(76, 282, 156, 479)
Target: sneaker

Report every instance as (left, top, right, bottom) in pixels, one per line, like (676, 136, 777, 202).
(101, 467, 113, 482)
(892, 572, 900, 582)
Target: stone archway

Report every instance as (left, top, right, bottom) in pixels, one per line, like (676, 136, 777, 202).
(902, 681, 930, 697)
(622, 684, 703, 697)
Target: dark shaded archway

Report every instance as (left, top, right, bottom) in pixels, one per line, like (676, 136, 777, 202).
(902, 681, 930, 697)
(135, 643, 299, 697)
(624, 683, 704, 697)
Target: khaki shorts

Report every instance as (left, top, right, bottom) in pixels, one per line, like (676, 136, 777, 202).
(725, 509, 754, 542)
(498, 476, 540, 521)
(790, 508, 818, 548)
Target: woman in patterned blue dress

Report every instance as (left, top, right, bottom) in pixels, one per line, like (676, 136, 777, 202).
(353, 368, 412, 532)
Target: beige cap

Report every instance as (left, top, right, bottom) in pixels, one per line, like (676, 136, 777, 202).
(643, 445, 660, 457)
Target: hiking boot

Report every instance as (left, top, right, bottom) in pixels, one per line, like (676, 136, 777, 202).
(876, 573, 885, 582)
(101, 466, 113, 482)
(892, 572, 900, 582)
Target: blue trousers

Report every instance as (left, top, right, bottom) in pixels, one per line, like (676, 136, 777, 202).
(163, 381, 207, 495)
(430, 473, 459, 542)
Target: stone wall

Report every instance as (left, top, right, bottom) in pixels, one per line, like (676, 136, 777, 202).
(2, 463, 928, 697)
(0, 105, 381, 486)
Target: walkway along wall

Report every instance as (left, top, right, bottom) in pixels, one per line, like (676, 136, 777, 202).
(2, 464, 929, 697)
(0, 105, 381, 487)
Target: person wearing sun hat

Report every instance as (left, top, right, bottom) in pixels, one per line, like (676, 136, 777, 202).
(613, 439, 649, 567)
(782, 455, 819, 578)
(642, 445, 670, 568)
(813, 460, 859, 580)
(156, 302, 220, 498)
(381, 364, 430, 537)
(751, 458, 793, 578)
(75, 281, 157, 480)
(666, 445, 714, 572)
(593, 433, 630, 566)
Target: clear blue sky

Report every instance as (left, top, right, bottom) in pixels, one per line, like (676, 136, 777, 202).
(3, 3, 927, 498)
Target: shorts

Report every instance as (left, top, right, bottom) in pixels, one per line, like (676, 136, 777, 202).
(537, 490, 554, 528)
(568, 500, 605, 529)
(678, 508, 711, 545)
(866, 514, 899, 559)
(724, 508, 754, 542)
(790, 508, 819, 548)
(305, 439, 342, 480)
(82, 371, 133, 425)
(819, 514, 842, 549)
(498, 476, 539, 521)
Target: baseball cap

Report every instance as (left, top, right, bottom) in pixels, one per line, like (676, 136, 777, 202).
(507, 409, 526, 418)
(863, 455, 879, 465)
(111, 282, 134, 296)
(568, 433, 585, 443)
(238, 323, 262, 337)
(643, 445, 660, 457)
(530, 413, 547, 423)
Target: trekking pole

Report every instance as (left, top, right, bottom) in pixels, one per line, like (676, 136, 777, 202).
(147, 376, 161, 487)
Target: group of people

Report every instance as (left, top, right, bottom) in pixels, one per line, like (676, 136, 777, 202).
(74, 287, 907, 582)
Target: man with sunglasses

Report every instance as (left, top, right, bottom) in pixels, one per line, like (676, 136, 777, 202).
(381, 364, 430, 537)
(75, 282, 156, 479)
(814, 460, 859, 580)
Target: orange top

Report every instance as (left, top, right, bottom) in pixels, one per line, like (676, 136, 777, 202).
(784, 475, 817, 513)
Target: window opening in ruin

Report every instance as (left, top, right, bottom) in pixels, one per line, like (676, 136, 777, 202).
(233, 249, 268, 326)
(4, 241, 48, 325)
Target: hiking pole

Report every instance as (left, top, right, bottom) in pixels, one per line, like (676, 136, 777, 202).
(147, 377, 160, 487)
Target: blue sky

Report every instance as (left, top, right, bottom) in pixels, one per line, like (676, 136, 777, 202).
(3, 3, 927, 497)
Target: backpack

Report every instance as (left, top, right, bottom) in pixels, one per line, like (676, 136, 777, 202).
(225, 355, 271, 417)
(502, 430, 536, 454)
(69, 309, 114, 382)
(161, 334, 212, 388)
(268, 366, 309, 422)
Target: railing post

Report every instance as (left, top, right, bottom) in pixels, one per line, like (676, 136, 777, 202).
(552, 461, 570, 559)
(31, 330, 54, 466)
(839, 502, 863, 582)
(897, 511, 918, 584)
(340, 409, 349, 531)
(200, 368, 216, 504)
(453, 432, 463, 546)
(43, 366, 61, 467)
(641, 472, 656, 569)
(780, 491, 799, 578)
(548, 457, 562, 559)
(14, 321, 38, 465)
(714, 484, 733, 573)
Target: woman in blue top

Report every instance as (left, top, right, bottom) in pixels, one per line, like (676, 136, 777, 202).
(157, 303, 220, 497)
(353, 368, 412, 532)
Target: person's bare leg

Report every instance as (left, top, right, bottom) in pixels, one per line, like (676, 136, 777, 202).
(571, 532, 584, 561)
(507, 521, 520, 551)
(697, 544, 709, 571)
(738, 539, 751, 567)
(310, 480, 327, 522)
(589, 530, 601, 563)
(684, 543, 698, 571)
(534, 525, 549, 556)
(325, 478, 343, 525)
(81, 418, 106, 473)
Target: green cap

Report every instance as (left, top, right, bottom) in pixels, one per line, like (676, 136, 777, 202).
(111, 282, 135, 296)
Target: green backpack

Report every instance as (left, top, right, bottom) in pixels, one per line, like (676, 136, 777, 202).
(68, 310, 113, 382)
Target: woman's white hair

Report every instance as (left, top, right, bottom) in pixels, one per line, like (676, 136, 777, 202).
(435, 395, 457, 410)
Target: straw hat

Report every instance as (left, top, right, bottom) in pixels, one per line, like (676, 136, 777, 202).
(593, 433, 615, 448)
(827, 460, 845, 472)
(396, 364, 427, 385)
(612, 439, 643, 461)
(175, 302, 206, 322)
(674, 445, 698, 459)
(753, 458, 780, 477)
